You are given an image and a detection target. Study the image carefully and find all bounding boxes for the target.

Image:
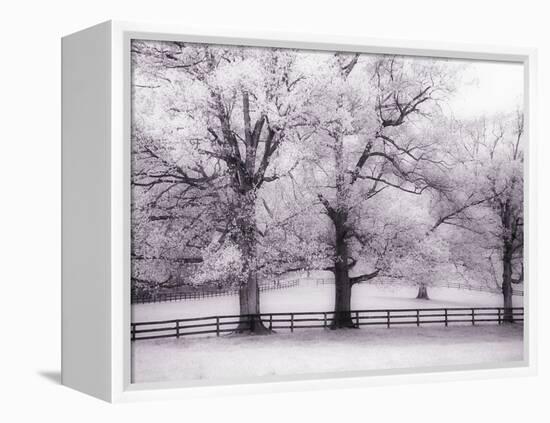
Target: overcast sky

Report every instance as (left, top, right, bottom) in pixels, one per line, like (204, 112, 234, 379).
(447, 60, 524, 118)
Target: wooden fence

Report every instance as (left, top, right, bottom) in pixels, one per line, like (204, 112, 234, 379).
(132, 278, 523, 304)
(132, 279, 299, 304)
(131, 306, 524, 341)
(315, 278, 524, 296)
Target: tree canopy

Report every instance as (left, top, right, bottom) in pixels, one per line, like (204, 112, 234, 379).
(131, 40, 524, 328)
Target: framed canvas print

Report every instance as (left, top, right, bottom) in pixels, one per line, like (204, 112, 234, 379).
(61, 21, 537, 402)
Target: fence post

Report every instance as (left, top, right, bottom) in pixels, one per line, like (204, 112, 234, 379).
(216, 317, 220, 337)
(444, 309, 448, 327)
(471, 308, 475, 325)
(323, 312, 327, 329)
(355, 311, 360, 327)
(416, 309, 420, 327)
(498, 308, 501, 325)
(387, 310, 390, 328)
(269, 314, 273, 330)
(291, 313, 294, 332)
(131, 324, 136, 341)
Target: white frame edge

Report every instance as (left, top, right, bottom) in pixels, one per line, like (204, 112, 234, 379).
(62, 21, 112, 401)
(101, 20, 537, 403)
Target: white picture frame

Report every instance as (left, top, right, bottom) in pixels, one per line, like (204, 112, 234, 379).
(61, 20, 537, 403)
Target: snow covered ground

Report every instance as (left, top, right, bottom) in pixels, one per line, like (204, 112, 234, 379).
(132, 280, 523, 322)
(132, 324, 524, 383)
(131, 280, 523, 383)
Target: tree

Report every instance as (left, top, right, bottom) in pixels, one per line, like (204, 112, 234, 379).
(131, 41, 322, 332)
(131, 41, 522, 331)
(486, 113, 524, 321)
(424, 112, 523, 321)
(306, 55, 456, 327)
(454, 114, 523, 321)
(351, 190, 454, 300)
(131, 129, 224, 292)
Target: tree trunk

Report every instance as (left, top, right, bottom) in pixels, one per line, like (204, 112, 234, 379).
(234, 271, 269, 334)
(501, 200, 514, 323)
(416, 283, 430, 300)
(232, 191, 270, 334)
(329, 129, 355, 329)
(330, 214, 355, 328)
(502, 243, 514, 323)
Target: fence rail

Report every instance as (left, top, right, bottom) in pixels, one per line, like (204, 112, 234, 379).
(131, 306, 524, 341)
(131, 279, 299, 304)
(133, 278, 523, 304)
(315, 278, 524, 296)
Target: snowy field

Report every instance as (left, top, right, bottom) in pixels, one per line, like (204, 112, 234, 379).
(132, 324, 523, 383)
(132, 280, 523, 322)
(131, 280, 523, 383)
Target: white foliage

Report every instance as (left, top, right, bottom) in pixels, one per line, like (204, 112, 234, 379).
(130, 39, 523, 294)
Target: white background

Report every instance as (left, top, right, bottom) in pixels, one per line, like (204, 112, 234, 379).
(0, 0, 548, 421)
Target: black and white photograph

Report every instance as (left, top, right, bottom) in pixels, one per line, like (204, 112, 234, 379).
(129, 40, 525, 384)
